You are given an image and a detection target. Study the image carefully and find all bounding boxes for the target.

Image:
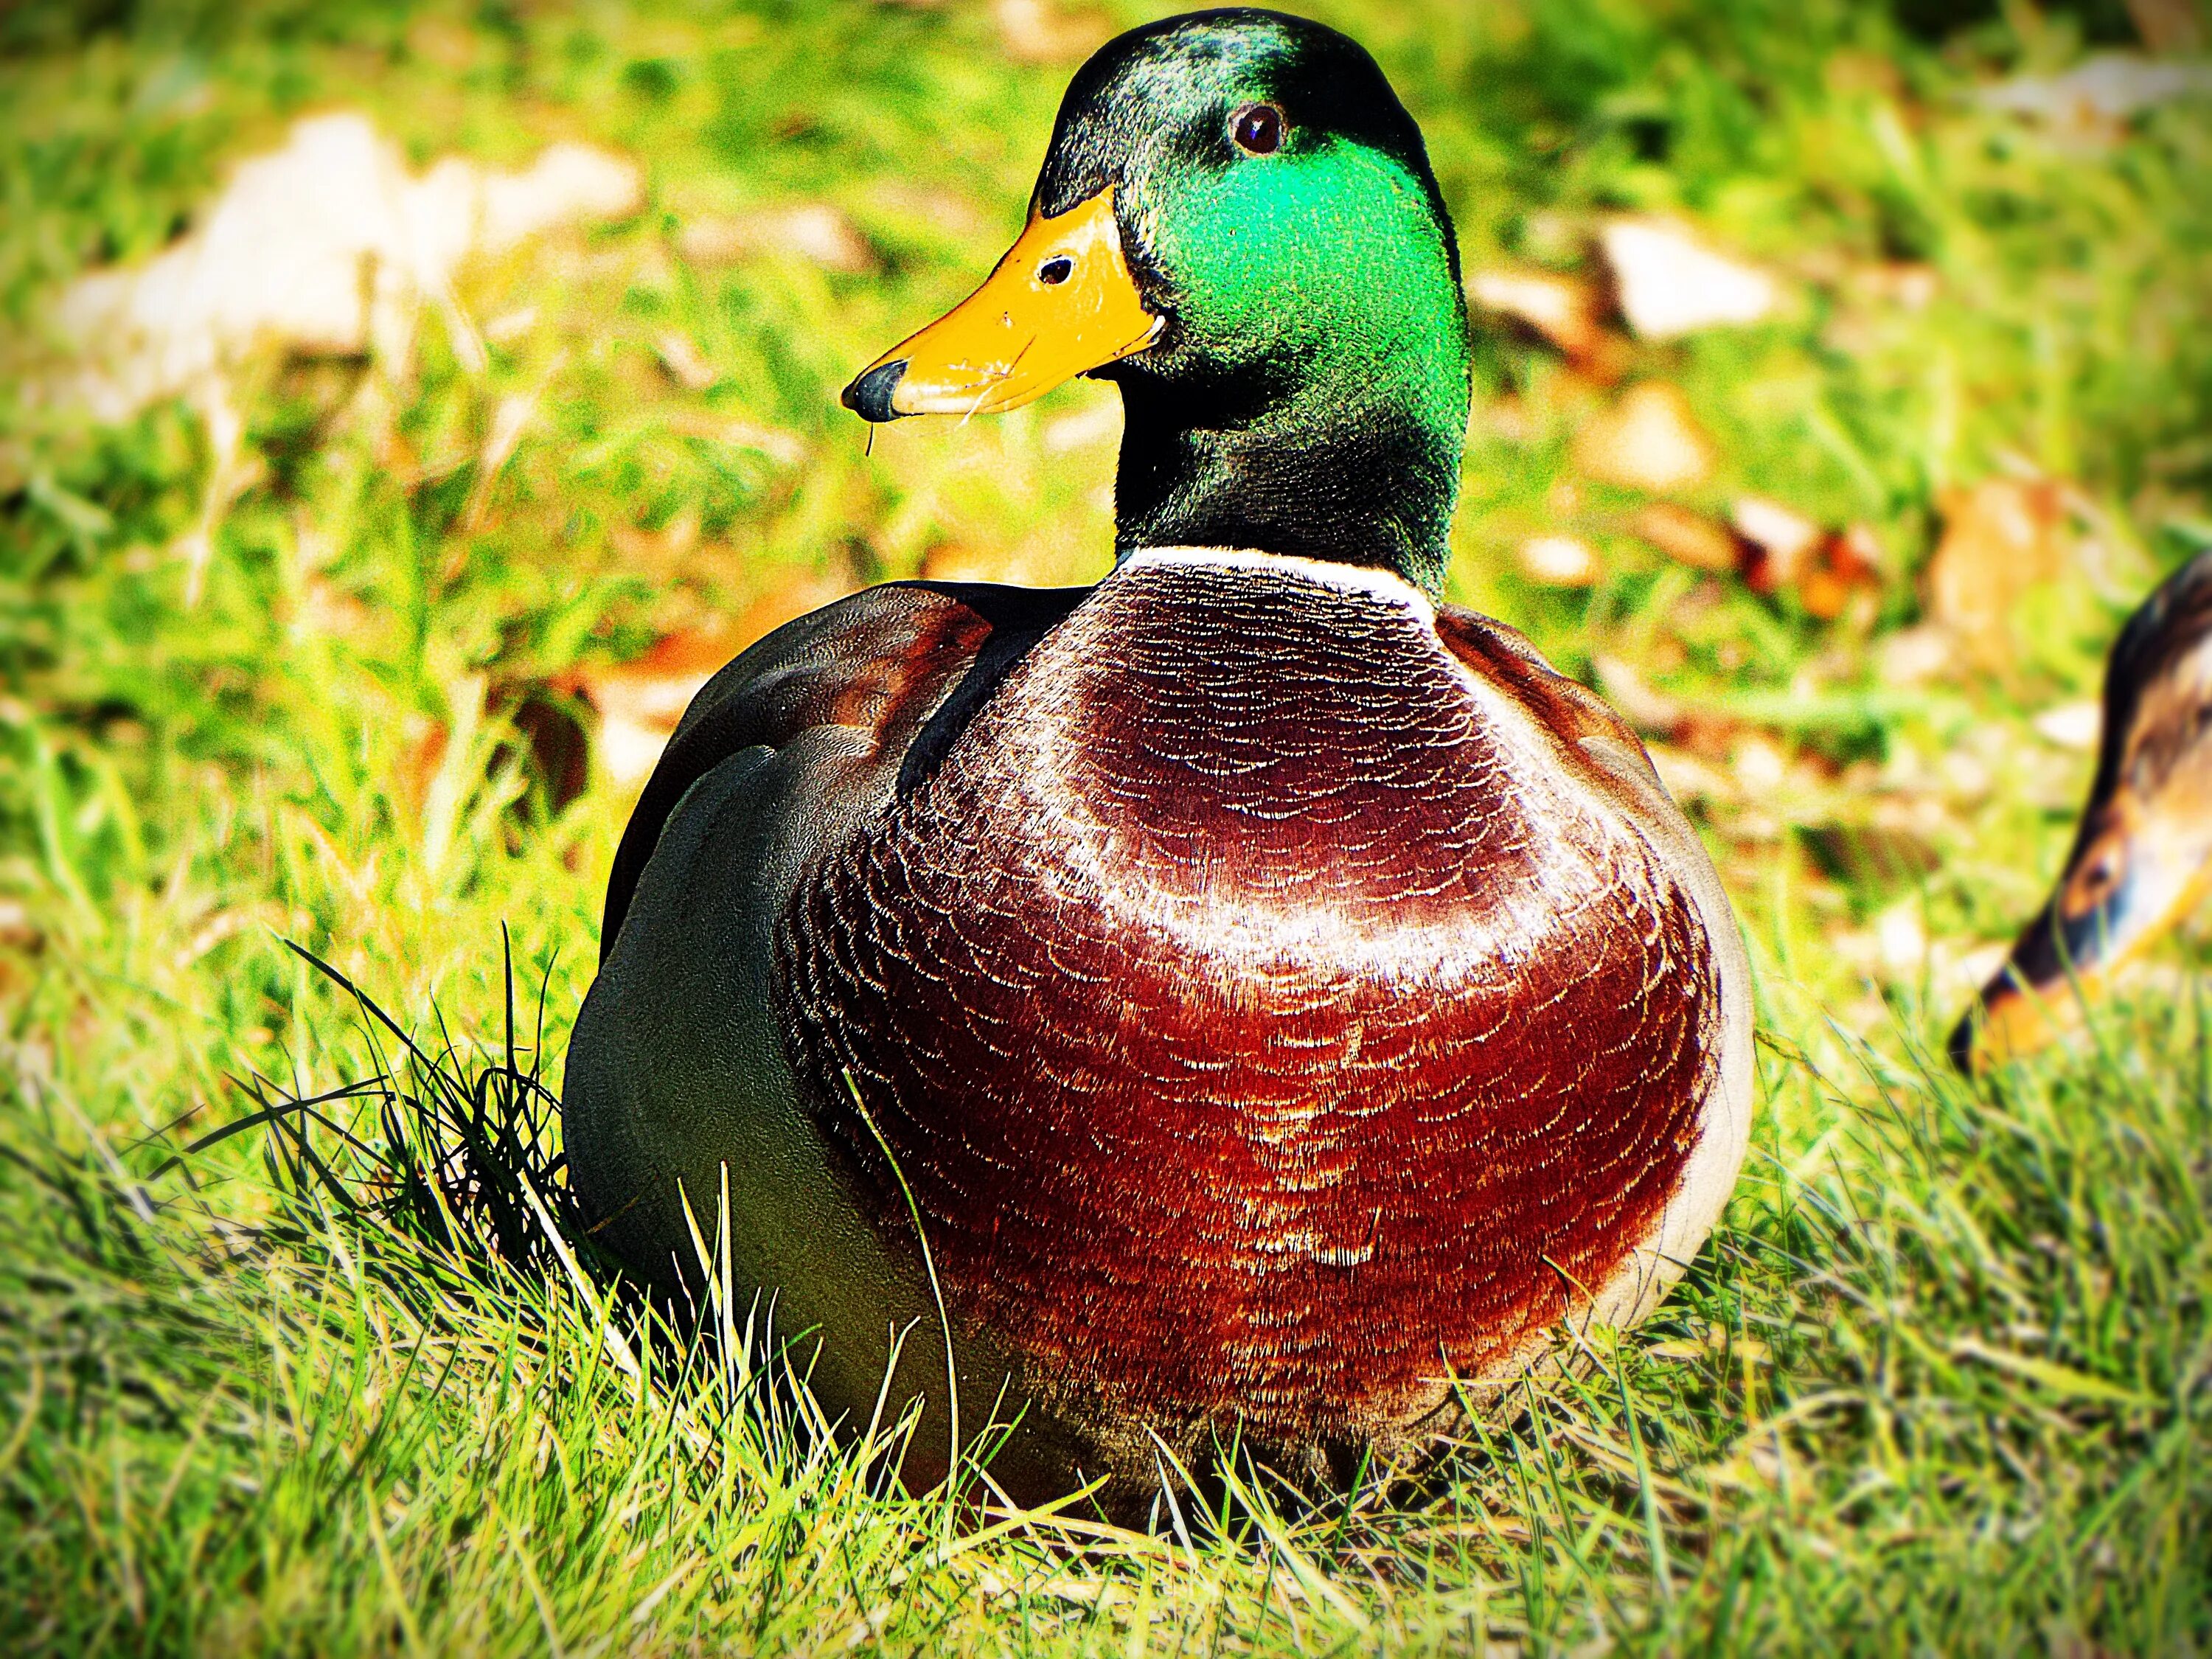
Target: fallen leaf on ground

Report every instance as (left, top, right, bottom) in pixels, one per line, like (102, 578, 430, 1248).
(1924, 477, 2076, 667)
(610, 507, 702, 572)
(1634, 503, 1739, 574)
(52, 113, 640, 422)
(489, 681, 592, 813)
(655, 331, 717, 391)
(1593, 654, 1683, 736)
(1599, 219, 1778, 341)
(1815, 526, 1881, 618)
(1467, 268, 1628, 378)
(676, 204, 877, 274)
(291, 574, 378, 644)
(1851, 262, 1939, 311)
(1517, 534, 1603, 588)
(568, 630, 737, 787)
(1879, 625, 1952, 684)
(2031, 700, 2103, 751)
(1720, 502, 1882, 618)
(0, 898, 41, 949)
(1733, 734, 1790, 795)
(478, 145, 639, 254)
(1978, 53, 2212, 123)
(1731, 496, 1823, 585)
(1573, 381, 1714, 494)
(1823, 49, 1906, 100)
(993, 0, 1111, 62)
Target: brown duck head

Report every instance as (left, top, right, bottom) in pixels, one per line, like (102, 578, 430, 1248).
(1952, 549, 2212, 1071)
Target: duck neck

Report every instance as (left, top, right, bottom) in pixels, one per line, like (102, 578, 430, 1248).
(1108, 365, 1467, 594)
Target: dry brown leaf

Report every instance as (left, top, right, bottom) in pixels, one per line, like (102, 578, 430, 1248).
(572, 630, 737, 787)
(1646, 742, 1737, 806)
(1574, 382, 1714, 494)
(405, 15, 480, 71)
(1980, 54, 2212, 123)
(1592, 654, 1683, 737)
(1924, 478, 2074, 666)
(1599, 219, 1778, 341)
(1823, 49, 1906, 100)
(0, 897, 39, 950)
(654, 330, 717, 391)
(1634, 503, 1739, 574)
(292, 574, 376, 641)
(1731, 734, 1789, 794)
(1466, 268, 1628, 378)
(2031, 700, 2103, 751)
(487, 681, 591, 813)
(1851, 262, 1938, 311)
(395, 712, 449, 821)
(993, 0, 1111, 63)
(1516, 534, 1602, 588)
(1723, 500, 1882, 618)
(1731, 496, 1823, 585)
(1879, 625, 1952, 684)
(53, 114, 641, 422)
(676, 204, 877, 274)
(1800, 523, 1881, 619)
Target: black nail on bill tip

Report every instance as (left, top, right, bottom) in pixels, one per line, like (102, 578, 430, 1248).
(842, 358, 910, 422)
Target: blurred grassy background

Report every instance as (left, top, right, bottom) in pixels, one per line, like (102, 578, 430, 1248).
(3, 0, 2211, 1652)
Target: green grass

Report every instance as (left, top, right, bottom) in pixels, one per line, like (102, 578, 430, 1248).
(3, 0, 2211, 1651)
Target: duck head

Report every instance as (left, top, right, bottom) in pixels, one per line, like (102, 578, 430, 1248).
(841, 7, 1472, 594)
(1952, 549, 2212, 1071)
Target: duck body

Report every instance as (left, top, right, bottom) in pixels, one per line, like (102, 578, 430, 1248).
(564, 8, 1753, 1506)
(568, 547, 1750, 1498)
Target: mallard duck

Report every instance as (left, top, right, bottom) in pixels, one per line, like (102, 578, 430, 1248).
(564, 7, 1752, 1509)
(1951, 549, 2212, 1071)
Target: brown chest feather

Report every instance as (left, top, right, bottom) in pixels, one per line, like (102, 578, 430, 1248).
(775, 560, 1717, 1441)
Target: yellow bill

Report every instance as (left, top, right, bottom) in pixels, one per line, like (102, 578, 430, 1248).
(842, 187, 1161, 422)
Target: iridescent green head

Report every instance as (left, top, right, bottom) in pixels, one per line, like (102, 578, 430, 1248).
(844, 9, 1472, 594)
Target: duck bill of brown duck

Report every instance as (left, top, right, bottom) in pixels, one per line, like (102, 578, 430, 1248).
(1953, 785, 2212, 1070)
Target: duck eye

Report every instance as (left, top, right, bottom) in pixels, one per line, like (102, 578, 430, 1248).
(1037, 255, 1074, 285)
(1230, 102, 1284, 156)
(2066, 840, 2126, 914)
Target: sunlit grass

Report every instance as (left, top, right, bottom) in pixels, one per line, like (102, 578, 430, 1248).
(4, 0, 2211, 1652)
